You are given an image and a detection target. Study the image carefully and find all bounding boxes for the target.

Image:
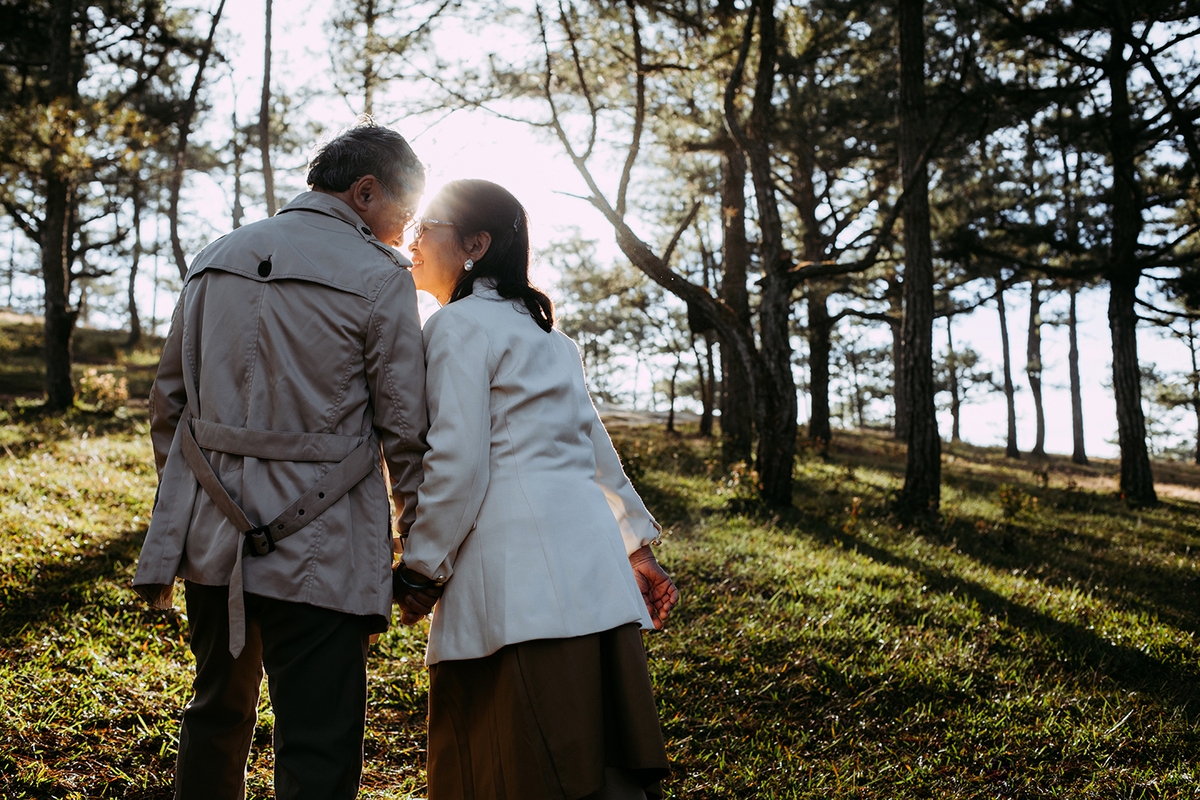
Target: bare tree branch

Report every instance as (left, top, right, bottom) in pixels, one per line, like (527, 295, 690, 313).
(0, 198, 42, 243)
(662, 201, 702, 266)
(558, 0, 599, 160)
(614, 0, 646, 219)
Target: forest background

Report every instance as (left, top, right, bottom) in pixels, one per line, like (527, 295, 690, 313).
(3, 2, 1200, 797)
(2, 0, 1199, 515)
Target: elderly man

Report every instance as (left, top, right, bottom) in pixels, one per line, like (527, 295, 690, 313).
(133, 120, 428, 800)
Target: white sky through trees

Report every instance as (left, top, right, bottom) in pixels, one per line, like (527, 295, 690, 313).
(8, 0, 1191, 461)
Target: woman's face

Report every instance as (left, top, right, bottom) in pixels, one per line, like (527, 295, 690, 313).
(408, 204, 469, 304)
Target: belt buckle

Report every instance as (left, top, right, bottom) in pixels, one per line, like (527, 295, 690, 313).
(243, 525, 276, 557)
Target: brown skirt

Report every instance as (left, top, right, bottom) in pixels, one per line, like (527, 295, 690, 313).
(427, 623, 669, 800)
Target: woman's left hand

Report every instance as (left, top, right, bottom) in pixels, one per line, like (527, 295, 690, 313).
(629, 545, 679, 630)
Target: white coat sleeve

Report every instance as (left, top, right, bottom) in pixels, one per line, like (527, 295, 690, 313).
(588, 400, 662, 556)
(399, 310, 494, 582)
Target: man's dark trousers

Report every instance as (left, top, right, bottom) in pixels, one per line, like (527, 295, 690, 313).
(175, 581, 372, 800)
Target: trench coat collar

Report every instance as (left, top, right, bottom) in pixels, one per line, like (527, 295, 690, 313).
(278, 191, 413, 266)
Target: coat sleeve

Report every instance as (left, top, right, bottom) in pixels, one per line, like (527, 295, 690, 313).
(587, 401, 662, 556)
(149, 295, 188, 480)
(399, 309, 493, 582)
(364, 269, 430, 537)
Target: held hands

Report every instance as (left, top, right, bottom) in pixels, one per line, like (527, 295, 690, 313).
(392, 563, 444, 625)
(629, 545, 679, 630)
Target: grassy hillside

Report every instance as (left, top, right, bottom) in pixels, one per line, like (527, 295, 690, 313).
(2, 415, 1198, 798)
(1, 319, 1198, 798)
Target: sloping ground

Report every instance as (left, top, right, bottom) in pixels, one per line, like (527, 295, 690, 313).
(1, 327, 1198, 797)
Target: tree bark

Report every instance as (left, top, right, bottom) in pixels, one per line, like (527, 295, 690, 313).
(1068, 285, 1088, 464)
(666, 352, 680, 433)
(897, 0, 940, 516)
(696, 333, 715, 436)
(1026, 278, 1046, 457)
(888, 275, 907, 438)
(1105, 22, 1156, 505)
(231, 110, 246, 229)
(362, 0, 377, 117)
(718, 146, 754, 464)
(790, 120, 833, 447)
(996, 277, 1020, 459)
(41, 0, 77, 411)
(259, 0, 277, 217)
(738, 0, 797, 506)
(125, 181, 143, 348)
(42, 174, 76, 411)
(806, 286, 832, 445)
(946, 315, 961, 442)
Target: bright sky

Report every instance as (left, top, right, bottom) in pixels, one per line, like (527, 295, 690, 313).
(22, 0, 1195, 461)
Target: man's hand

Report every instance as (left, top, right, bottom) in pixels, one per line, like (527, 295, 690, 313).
(629, 545, 679, 630)
(393, 564, 444, 625)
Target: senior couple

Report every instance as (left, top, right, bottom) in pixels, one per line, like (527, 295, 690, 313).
(132, 120, 679, 800)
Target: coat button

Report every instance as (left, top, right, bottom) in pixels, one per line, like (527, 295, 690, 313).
(361, 226, 372, 236)
(258, 260, 272, 277)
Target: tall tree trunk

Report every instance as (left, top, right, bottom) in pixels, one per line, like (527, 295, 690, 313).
(792, 129, 832, 447)
(740, 0, 796, 506)
(850, 355, 866, 429)
(1187, 321, 1200, 465)
(41, 0, 77, 411)
(897, 0, 940, 516)
(695, 334, 715, 436)
(1026, 278, 1046, 457)
(806, 286, 832, 445)
(231, 115, 246, 229)
(1068, 285, 1088, 464)
(259, 0, 277, 217)
(42, 174, 76, 411)
(1106, 24, 1156, 505)
(718, 146, 754, 464)
(946, 315, 961, 442)
(666, 353, 680, 433)
(996, 278, 1019, 459)
(363, 0, 377, 116)
(169, 0, 226, 278)
(888, 275, 907, 438)
(125, 181, 143, 348)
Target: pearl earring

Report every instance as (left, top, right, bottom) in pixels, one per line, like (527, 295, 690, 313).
(464, 258, 474, 271)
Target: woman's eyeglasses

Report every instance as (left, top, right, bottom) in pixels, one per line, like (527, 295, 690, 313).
(410, 218, 456, 239)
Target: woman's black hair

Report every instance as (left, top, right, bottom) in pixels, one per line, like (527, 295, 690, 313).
(437, 180, 555, 333)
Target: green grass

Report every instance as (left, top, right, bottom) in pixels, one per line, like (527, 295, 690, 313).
(2, 322, 1199, 797)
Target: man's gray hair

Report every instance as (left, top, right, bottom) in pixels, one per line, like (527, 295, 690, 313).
(306, 118, 425, 203)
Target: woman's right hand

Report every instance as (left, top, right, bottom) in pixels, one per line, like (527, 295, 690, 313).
(629, 546, 679, 630)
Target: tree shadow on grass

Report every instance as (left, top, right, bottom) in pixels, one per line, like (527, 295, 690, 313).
(795, 454, 1200, 640)
(766, 505, 1200, 717)
(0, 526, 164, 646)
(937, 506, 1200, 637)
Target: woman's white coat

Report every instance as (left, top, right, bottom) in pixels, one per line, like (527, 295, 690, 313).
(401, 281, 659, 664)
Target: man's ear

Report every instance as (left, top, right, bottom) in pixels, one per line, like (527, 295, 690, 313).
(465, 231, 492, 260)
(347, 175, 378, 211)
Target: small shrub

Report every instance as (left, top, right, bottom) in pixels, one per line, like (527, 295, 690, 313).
(997, 482, 1038, 518)
(77, 368, 129, 412)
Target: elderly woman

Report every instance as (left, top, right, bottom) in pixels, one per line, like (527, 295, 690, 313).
(394, 179, 679, 800)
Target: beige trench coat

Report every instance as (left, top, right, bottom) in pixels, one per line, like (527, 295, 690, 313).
(133, 192, 428, 638)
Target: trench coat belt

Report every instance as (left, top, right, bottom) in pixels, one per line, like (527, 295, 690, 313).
(178, 414, 379, 657)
